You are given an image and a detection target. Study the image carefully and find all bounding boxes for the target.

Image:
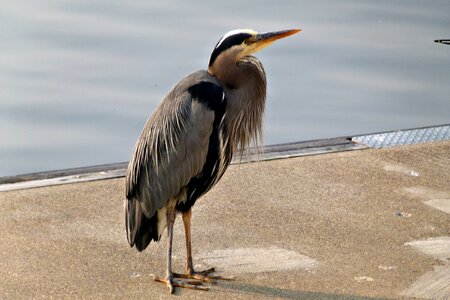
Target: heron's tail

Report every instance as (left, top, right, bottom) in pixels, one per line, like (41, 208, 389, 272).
(125, 197, 158, 251)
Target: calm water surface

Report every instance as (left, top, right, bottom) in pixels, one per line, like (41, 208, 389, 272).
(1, 1, 449, 176)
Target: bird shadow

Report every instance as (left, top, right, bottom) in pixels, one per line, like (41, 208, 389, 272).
(217, 281, 387, 300)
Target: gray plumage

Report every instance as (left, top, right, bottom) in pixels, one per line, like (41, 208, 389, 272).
(126, 71, 220, 245)
(124, 28, 301, 293)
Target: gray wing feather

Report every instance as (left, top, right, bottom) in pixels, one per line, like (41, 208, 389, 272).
(126, 80, 215, 220)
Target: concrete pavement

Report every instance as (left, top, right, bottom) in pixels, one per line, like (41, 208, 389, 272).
(1, 141, 449, 299)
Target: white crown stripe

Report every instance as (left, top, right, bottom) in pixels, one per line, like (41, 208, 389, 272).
(215, 29, 257, 49)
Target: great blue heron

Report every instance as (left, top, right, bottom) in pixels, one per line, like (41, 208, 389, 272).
(125, 28, 301, 293)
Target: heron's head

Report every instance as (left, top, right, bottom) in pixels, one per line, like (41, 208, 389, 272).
(208, 28, 301, 75)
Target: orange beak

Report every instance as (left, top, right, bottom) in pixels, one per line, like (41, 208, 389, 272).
(243, 29, 301, 55)
(254, 29, 302, 44)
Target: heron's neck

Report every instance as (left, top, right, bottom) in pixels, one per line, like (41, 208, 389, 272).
(213, 56, 267, 154)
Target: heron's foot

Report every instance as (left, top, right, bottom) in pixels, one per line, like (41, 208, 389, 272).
(173, 267, 235, 283)
(150, 274, 209, 293)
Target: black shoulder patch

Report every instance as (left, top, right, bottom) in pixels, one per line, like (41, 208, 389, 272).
(188, 81, 225, 111)
(208, 32, 252, 67)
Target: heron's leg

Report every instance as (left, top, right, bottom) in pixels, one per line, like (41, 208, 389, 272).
(182, 208, 196, 274)
(165, 206, 177, 293)
(152, 206, 210, 292)
(171, 208, 234, 282)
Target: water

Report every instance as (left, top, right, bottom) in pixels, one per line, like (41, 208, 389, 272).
(1, 1, 449, 177)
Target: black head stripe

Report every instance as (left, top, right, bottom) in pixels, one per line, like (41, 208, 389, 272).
(208, 33, 253, 67)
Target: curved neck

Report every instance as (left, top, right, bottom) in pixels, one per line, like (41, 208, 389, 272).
(209, 56, 267, 153)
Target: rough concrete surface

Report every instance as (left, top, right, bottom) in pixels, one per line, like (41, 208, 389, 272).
(1, 141, 449, 299)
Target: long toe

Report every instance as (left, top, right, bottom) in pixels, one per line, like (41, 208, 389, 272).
(151, 274, 174, 294)
(151, 274, 209, 292)
(173, 268, 235, 283)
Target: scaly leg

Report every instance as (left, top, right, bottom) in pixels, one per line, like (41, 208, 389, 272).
(151, 206, 209, 293)
(172, 208, 234, 282)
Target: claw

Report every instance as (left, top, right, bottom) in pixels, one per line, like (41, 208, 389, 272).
(197, 267, 215, 275)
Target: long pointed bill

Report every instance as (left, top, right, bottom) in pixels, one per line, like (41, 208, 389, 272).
(245, 29, 301, 55)
(255, 29, 302, 44)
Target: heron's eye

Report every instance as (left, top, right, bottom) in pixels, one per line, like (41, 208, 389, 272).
(244, 37, 254, 45)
